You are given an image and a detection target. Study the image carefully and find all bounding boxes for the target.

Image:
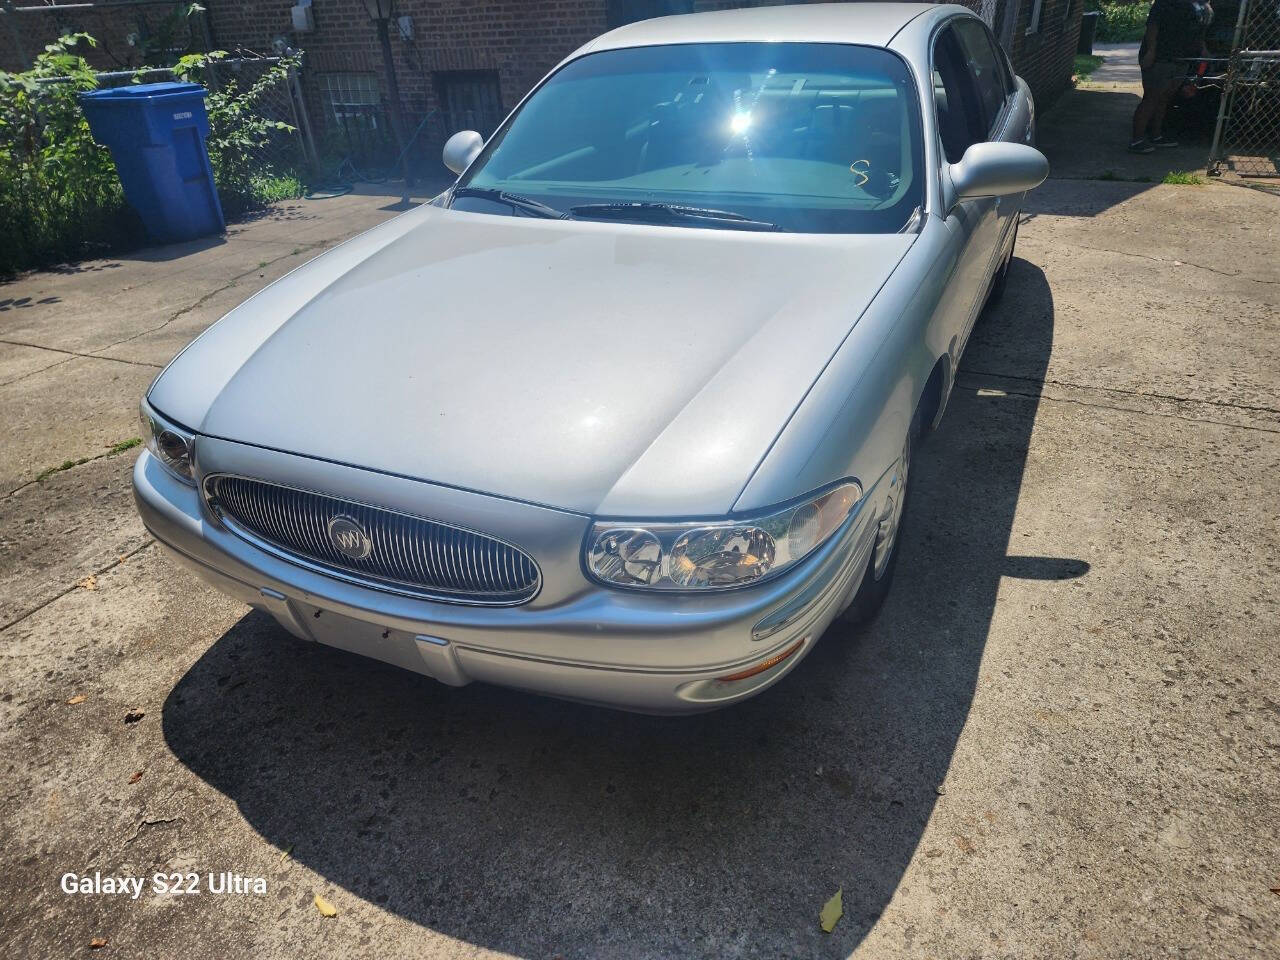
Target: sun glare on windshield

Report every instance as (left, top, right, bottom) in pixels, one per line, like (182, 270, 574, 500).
(457, 42, 923, 234)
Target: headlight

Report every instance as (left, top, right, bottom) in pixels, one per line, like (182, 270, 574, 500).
(140, 400, 195, 484)
(586, 482, 861, 591)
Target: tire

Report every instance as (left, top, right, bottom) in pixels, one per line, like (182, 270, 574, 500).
(985, 222, 1018, 309)
(837, 420, 913, 626)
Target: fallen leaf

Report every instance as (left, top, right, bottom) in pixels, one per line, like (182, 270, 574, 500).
(123, 710, 145, 725)
(280, 843, 294, 863)
(819, 888, 843, 933)
(1270, 886, 1280, 896)
(66, 694, 87, 705)
(89, 938, 107, 950)
(80, 575, 97, 591)
(128, 770, 144, 784)
(314, 893, 337, 917)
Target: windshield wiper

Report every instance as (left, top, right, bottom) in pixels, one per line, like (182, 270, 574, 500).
(569, 202, 782, 232)
(451, 187, 569, 220)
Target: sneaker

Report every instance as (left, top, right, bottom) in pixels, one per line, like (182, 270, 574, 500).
(1128, 138, 1155, 154)
(1150, 135, 1179, 148)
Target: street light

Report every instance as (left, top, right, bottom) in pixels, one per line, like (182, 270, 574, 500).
(360, 0, 412, 188)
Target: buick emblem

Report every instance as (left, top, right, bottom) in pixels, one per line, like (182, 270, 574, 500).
(327, 515, 372, 560)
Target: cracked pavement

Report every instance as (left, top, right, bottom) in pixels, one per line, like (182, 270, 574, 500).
(1, 166, 1278, 956)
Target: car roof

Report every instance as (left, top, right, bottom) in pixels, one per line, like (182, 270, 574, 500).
(582, 3, 958, 53)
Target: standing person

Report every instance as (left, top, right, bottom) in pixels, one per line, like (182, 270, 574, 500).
(1131, 0, 1213, 153)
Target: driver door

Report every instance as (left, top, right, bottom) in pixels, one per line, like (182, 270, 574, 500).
(933, 20, 1002, 361)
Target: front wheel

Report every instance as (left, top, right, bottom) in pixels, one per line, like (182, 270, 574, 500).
(837, 425, 912, 626)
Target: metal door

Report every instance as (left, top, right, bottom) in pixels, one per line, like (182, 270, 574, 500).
(437, 71, 504, 138)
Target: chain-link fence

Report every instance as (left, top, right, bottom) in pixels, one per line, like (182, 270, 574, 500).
(1208, 0, 1280, 177)
(307, 92, 451, 191)
(186, 55, 317, 192)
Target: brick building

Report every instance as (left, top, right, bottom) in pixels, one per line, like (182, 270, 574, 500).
(3, 0, 1082, 154)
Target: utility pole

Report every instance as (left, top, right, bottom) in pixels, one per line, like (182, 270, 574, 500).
(362, 0, 413, 192)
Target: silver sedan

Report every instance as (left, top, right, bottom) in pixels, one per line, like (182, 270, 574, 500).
(134, 3, 1048, 713)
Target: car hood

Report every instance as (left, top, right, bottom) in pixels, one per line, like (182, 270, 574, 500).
(151, 205, 913, 517)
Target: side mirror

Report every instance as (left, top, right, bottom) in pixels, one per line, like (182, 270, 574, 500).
(442, 130, 484, 176)
(948, 142, 1049, 202)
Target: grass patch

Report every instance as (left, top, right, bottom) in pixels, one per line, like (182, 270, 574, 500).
(1163, 170, 1204, 185)
(34, 436, 141, 483)
(219, 174, 307, 220)
(252, 174, 305, 205)
(35, 458, 90, 483)
(1073, 54, 1104, 84)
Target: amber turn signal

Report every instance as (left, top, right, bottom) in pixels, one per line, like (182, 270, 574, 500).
(716, 638, 806, 683)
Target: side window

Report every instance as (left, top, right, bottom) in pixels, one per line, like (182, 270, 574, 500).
(998, 44, 1016, 96)
(954, 19, 1008, 133)
(932, 26, 986, 163)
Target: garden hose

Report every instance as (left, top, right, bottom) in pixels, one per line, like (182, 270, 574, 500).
(305, 109, 438, 201)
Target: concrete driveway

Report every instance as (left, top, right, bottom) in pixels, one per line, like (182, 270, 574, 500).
(1, 129, 1278, 956)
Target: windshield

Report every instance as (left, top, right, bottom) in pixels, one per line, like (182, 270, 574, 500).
(454, 43, 923, 234)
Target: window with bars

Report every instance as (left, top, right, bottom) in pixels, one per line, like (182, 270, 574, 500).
(320, 73, 381, 125)
(435, 70, 504, 138)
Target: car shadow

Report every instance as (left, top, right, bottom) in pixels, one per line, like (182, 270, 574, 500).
(162, 261, 1072, 957)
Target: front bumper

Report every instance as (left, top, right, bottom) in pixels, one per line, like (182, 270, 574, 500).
(133, 448, 877, 714)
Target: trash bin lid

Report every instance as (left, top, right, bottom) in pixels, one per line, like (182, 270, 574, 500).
(80, 81, 207, 102)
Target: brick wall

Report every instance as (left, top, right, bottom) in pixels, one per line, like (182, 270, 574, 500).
(1006, 0, 1082, 110)
(1, 4, 200, 72)
(203, 0, 606, 153)
(2, 0, 1079, 148)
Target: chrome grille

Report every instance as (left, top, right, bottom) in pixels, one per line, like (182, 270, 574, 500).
(204, 475, 540, 605)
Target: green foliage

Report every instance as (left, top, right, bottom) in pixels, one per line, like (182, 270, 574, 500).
(1086, 0, 1152, 43)
(132, 3, 206, 67)
(174, 51, 303, 217)
(250, 174, 305, 204)
(1163, 170, 1204, 184)
(0, 36, 306, 276)
(0, 34, 142, 277)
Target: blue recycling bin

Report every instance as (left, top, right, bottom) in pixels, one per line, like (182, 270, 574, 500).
(80, 81, 225, 244)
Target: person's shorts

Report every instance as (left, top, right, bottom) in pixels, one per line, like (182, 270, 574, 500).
(1141, 60, 1183, 91)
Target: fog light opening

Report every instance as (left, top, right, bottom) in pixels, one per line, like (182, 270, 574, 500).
(716, 638, 806, 683)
